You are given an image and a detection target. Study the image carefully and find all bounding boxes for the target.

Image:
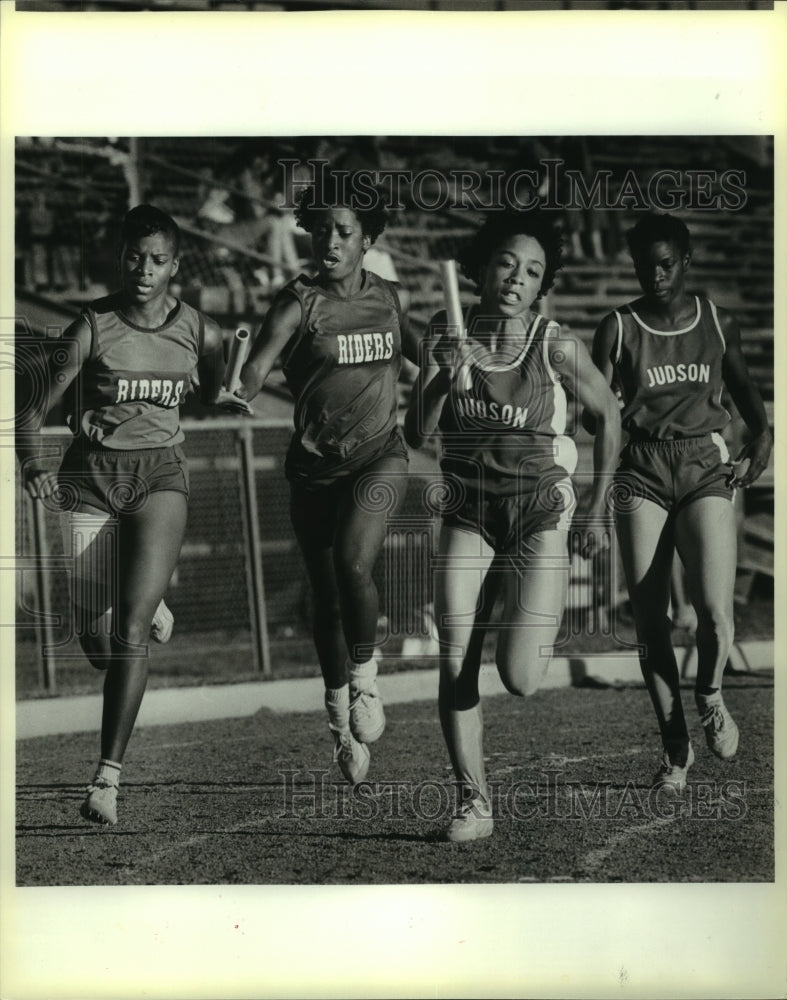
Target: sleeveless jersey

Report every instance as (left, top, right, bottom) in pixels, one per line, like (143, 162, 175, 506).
(71, 293, 204, 449)
(612, 295, 730, 440)
(280, 270, 404, 484)
(438, 311, 577, 496)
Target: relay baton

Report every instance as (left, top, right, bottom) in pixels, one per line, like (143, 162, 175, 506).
(439, 259, 465, 340)
(225, 326, 251, 393)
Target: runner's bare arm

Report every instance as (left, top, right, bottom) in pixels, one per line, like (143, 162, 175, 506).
(551, 326, 621, 557)
(238, 293, 302, 402)
(16, 316, 91, 499)
(581, 312, 619, 436)
(718, 308, 772, 487)
(404, 311, 456, 449)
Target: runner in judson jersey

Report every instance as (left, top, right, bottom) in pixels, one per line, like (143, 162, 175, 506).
(589, 211, 772, 793)
(405, 209, 620, 842)
(238, 170, 419, 784)
(16, 205, 249, 826)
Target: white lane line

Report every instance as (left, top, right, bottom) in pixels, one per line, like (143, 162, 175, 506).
(579, 816, 677, 875)
(142, 734, 263, 751)
(546, 749, 650, 764)
(113, 812, 273, 874)
(490, 748, 651, 775)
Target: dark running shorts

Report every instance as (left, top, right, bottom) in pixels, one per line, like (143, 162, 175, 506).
(57, 442, 189, 515)
(614, 433, 734, 514)
(286, 425, 408, 489)
(441, 475, 575, 554)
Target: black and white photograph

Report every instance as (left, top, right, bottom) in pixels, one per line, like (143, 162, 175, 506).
(1, 4, 784, 1000)
(12, 131, 776, 876)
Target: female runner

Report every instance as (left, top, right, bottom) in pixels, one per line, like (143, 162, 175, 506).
(405, 209, 620, 842)
(17, 204, 248, 825)
(590, 211, 772, 791)
(238, 170, 418, 784)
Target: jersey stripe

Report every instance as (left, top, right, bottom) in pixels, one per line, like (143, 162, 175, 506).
(708, 299, 726, 352)
(710, 431, 730, 463)
(541, 321, 568, 436)
(628, 296, 701, 336)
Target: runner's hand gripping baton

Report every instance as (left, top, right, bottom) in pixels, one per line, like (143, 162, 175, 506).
(224, 326, 252, 393)
(439, 260, 465, 340)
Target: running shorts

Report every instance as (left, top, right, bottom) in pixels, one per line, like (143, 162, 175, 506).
(441, 473, 575, 554)
(613, 433, 734, 514)
(57, 442, 189, 515)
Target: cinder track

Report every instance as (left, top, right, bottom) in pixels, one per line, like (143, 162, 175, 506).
(16, 677, 773, 886)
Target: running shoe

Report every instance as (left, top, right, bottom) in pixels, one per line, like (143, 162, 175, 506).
(444, 797, 494, 843)
(349, 682, 386, 744)
(331, 727, 370, 785)
(698, 694, 740, 759)
(150, 600, 174, 644)
(652, 742, 695, 793)
(79, 776, 119, 826)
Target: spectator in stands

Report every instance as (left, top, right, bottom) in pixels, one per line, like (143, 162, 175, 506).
(196, 166, 236, 226)
(78, 194, 120, 296)
(23, 183, 84, 295)
(51, 198, 81, 293)
(194, 164, 251, 315)
(16, 204, 250, 827)
(196, 148, 300, 305)
(405, 208, 620, 842)
(24, 189, 56, 292)
(588, 211, 772, 793)
(237, 169, 419, 789)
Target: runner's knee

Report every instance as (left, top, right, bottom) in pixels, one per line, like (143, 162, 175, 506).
(694, 602, 734, 646)
(440, 648, 466, 685)
(113, 610, 153, 649)
(335, 552, 375, 593)
(497, 656, 549, 698)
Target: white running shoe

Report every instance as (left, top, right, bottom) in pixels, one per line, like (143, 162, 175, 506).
(331, 727, 370, 785)
(444, 797, 494, 843)
(349, 682, 386, 744)
(652, 742, 695, 793)
(79, 777, 119, 826)
(698, 694, 740, 759)
(150, 600, 174, 644)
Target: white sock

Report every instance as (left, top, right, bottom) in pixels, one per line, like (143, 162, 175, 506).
(325, 685, 350, 731)
(349, 658, 378, 693)
(96, 759, 121, 787)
